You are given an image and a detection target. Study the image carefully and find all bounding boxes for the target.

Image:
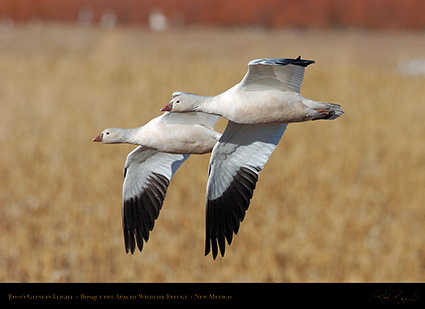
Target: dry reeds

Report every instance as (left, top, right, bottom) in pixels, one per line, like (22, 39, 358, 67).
(1, 25, 424, 282)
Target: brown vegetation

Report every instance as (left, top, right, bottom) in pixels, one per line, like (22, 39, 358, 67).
(1, 24, 425, 282)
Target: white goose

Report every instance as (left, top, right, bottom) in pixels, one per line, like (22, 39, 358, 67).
(93, 112, 220, 254)
(161, 57, 343, 259)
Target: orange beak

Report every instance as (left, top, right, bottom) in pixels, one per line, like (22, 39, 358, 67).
(92, 134, 102, 142)
(160, 103, 172, 111)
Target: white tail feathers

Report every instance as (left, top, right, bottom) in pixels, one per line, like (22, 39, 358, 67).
(303, 99, 344, 121)
(317, 102, 344, 120)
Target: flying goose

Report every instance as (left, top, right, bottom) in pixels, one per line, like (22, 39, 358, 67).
(93, 111, 220, 253)
(161, 57, 343, 259)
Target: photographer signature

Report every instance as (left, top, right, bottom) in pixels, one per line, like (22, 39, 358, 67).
(370, 289, 420, 305)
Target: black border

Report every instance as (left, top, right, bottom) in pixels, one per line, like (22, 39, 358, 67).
(2, 283, 425, 306)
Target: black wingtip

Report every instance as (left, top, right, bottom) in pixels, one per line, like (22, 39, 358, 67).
(285, 56, 315, 67)
(122, 173, 170, 254)
(204, 166, 260, 260)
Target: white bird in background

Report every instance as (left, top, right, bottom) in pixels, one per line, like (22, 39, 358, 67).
(93, 112, 220, 254)
(161, 57, 344, 259)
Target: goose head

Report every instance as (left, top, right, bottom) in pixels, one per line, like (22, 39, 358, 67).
(92, 128, 123, 144)
(161, 92, 200, 113)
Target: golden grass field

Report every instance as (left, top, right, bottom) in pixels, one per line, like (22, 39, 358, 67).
(1, 24, 425, 282)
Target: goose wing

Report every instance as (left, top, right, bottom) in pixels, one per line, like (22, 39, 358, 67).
(122, 146, 190, 253)
(239, 56, 314, 93)
(205, 121, 287, 259)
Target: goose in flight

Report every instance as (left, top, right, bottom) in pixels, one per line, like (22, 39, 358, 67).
(93, 112, 220, 254)
(161, 57, 343, 259)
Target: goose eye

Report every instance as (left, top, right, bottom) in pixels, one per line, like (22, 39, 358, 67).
(106, 132, 110, 135)
(176, 100, 180, 104)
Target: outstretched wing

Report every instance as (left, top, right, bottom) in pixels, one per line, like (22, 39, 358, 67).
(122, 146, 190, 253)
(205, 121, 287, 259)
(239, 56, 314, 93)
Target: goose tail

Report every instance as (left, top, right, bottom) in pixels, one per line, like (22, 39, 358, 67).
(304, 99, 344, 121)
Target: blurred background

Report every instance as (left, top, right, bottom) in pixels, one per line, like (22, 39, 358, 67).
(1, 0, 425, 282)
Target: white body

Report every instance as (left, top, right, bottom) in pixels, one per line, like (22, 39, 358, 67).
(131, 112, 220, 153)
(196, 88, 324, 124)
(163, 57, 343, 125)
(94, 112, 220, 154)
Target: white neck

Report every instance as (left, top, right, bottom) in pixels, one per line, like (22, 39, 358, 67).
(193, 92, 228, 116)
(116, 127, 140, 144)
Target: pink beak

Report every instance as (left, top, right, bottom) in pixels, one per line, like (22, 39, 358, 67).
(92, 134, 102, 142)
(160, 103, 172, 112)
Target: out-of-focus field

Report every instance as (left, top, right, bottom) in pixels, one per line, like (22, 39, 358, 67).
(1, 24, 424, 282)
